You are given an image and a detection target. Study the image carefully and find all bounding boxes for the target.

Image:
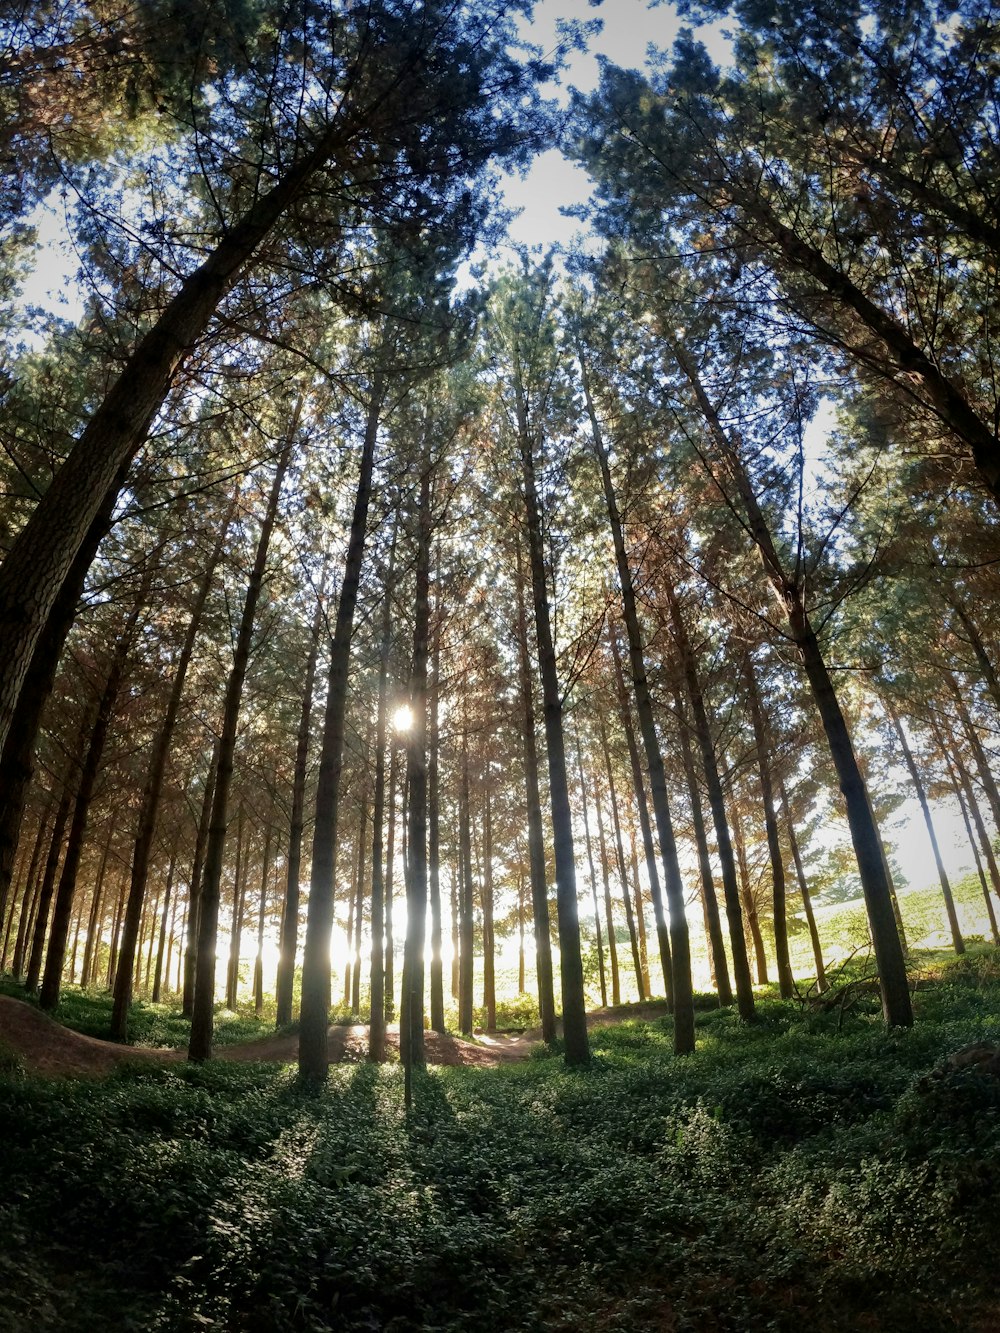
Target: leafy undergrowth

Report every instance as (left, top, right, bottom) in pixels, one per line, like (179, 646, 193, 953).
(1, 952, 999, 1332)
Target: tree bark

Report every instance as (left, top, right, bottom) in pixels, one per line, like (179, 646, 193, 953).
(457, 726, 475, 1034)
(152, 845, 178, 1003)
(189, 436, 293, 1061)
(610, 635, 671, 1002)
(111, 491, 237, 1039)
(574, 729, 607, 1008)
(779, 780, 827, 990)
(599, 714, 645, 1001)
(887, 702, 964, 955)
(299, 372, 385, 1083)
(253, 823, 274, 1018)
(400, 466, 431, 1101)
(594, 778, 621, 1006)
(183, 747, 218, 1016)
(578, 351, 693, 1050)
(24, 783, 73, 995)
(513, 545, 557, 1042)
(672, 343, 912, 1027)
(513, 381, 589, 1066)
(275, 594, 325, 1028)
(741, 653, 794, 997)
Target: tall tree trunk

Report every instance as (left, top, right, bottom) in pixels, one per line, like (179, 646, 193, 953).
(106, 874, 128, 989)
(949, 762, 1000, 944)
(671, 343, 911, 1027)
(189, 436, 294, 1061)
(482, 784, 496, 1032)
(368, 532, 397, 1061)
(594, 779, 621, 1006)
(947, 674, 1000, 832)
(253, 823, 273, 1018)
(943, 739, 1000, 940)
(400, 466, 431, 1102)
(514, 382, 589, 1066)
(598, 714, 645, 1002)
(299, 372, 386, 1083)
(7, 803, 52, 977)
(457, 726, 475, 1034)
(25, 783, 73, 995)
(428, 559, 445, 1034)
(668, 585, 756, 1020)
(351, 783, 368, 1015)
(183, 746, 218, 1017)
(779, 781, 827, 990)
(275, 595, 324, 1028)
(574, 729, 607, 1008)
(610, 635, 671, 1001)
(513, 547, 556, 1042)
(578, 352, 693, 1050)
(111, 492, 236, 1039)
(225, 806, 248, 1010)
(384, 745, 399, 1022)
(887, 702, 964, 955)
(517, 866, 526, 996)
(629, 830, 651, 996)
(673, 685, 731, 1004)
(950, 599, 1000, 719)
(0, 467, 128, 930)
(742, 653, 794, 998)
(731, 801, 769, 985)
(155, 847, 180, 1002)
(43, 561, 149, 1012)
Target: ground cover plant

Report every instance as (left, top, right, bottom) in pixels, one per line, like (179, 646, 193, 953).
(1, 949, 998, 1332)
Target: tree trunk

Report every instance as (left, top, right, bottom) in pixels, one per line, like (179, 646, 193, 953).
(482, 785, 496, 1032)
(189, 437, 294, 1061)
(673, 685, 731, 1004)
(457, 727, 475, 1034)
(629, 830, 651, 997)
(594, 779, 621, 1006)
(151, 849, 177, 1004)
(299, 372, 385, 1083)
(731, 801, 769, 984)
(947, 674, 1000, 832)
(668, 585, 756, 1020)
(400, 466, 431, 1101)
(253, 823, 274, 1018)
(887, 702, 964, 955)
(351, 784, 368, 1015)
(4, 805, 51, 975)
(25, 783, 73, 995)
(275, 593, 324, 1027)
(111, 492, 236, 1039)
(384, 745, 399, 1022)
(574, 729, 607, 1008)
(7, 803, 52, 977)
(428, 563, 445, 1034)
(598, 714, 645, 1002)
(578, 352, 693, 1050)
(672, 343, 911, 1027)
(368, 531, 398, 1060)
(779, 781, 827, 990)
(742, 653, 794, 997)
(183, 746, 218, 1017)
(514, 381, 589, 1066)
(0, 467, 127, 930)
(225, 806, 248, 1010)
(944, 741, 1000, 941)
(610, 635, 671, 1002)
(513, 546, 557, 1042)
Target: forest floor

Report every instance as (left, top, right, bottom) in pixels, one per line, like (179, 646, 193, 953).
(3, 955, 1000, 1332)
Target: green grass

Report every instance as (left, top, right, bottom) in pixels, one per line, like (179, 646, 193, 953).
(1, 951, 999, 1331)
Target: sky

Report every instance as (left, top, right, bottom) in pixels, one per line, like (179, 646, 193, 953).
(16, 0, 992, 913)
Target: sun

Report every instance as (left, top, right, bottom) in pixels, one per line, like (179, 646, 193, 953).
(392, 704, 413, 733)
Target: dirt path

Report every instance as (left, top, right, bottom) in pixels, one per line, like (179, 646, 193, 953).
(0, 996, 539, 1078)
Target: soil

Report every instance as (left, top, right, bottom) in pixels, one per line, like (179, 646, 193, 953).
(0, 995, 539, 1079)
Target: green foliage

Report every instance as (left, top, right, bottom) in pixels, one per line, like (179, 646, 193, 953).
(1, 953, 999, 1330)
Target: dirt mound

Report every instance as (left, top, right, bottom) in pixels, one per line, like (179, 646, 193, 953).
(0, 997, 537, 1079)
(0, 996, 178, 1079)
